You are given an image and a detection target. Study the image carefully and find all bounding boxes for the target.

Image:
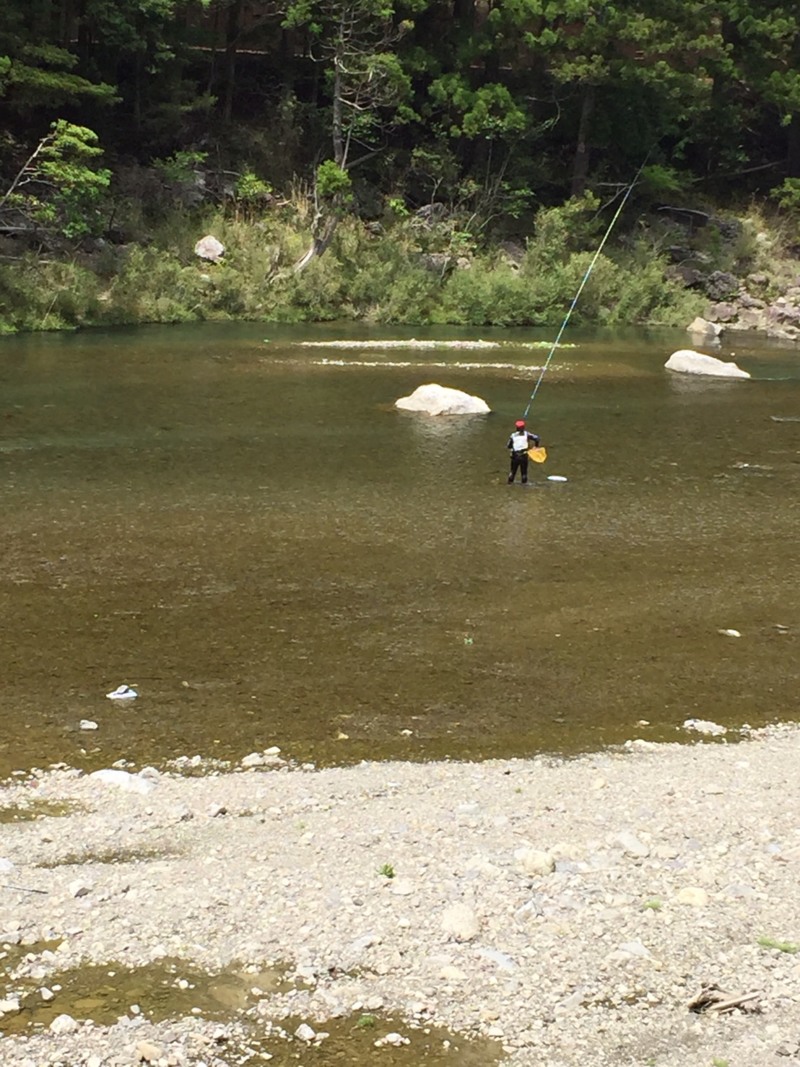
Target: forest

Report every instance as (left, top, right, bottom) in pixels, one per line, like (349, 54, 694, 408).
(0, 0, 798, 332)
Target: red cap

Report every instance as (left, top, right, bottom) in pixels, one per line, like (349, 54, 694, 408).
(515, 420, 525, 428)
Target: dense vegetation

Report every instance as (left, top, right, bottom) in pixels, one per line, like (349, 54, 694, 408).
(0, 0, 798, 332)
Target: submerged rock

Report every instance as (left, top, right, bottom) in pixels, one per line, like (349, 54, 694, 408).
(665, 350, 750, 379)
(395, 383, 490, 415)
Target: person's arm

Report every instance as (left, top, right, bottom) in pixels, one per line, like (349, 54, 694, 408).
(529, 432, 540, 446)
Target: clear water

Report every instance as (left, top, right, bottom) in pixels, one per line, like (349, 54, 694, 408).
(1, 323, 798, 775)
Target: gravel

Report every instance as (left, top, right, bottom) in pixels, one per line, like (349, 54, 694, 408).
(2, 724, 800, 1067)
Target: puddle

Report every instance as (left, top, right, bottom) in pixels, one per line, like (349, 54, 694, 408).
(0, 947, 504, 1065)
(0, 800, 84, 824)
(0, 956, 288, 1034)
(225, 1015, 504, 1066)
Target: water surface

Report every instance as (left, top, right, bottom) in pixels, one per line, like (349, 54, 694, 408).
(1, 324, 798, 775)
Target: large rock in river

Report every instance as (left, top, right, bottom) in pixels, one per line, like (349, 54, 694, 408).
(664, 350, 750, 379)
(395, 383, 491, 415)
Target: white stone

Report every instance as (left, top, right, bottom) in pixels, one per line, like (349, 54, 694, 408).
(89, 769, 154, 794)
(134, 1040, 164, 1062)
(441, 902, 480, 941)
(683, 719, 727, 737)
(676, 886, 709, 906)
(0, 998, 21, 1015)
(79, 720, 99, 731)
(241, 752, 266, 768)
(39, 987, 55, 1001)
(395, 383, 490, 415)
(67, 880, 91, 898)
(194, 235, 225, 262)
(718, 628, 741, 638)
(295, 1023, 316, 1042)
(49, 1013, 79, 1034)
(375, 1032, 410, 1048)
(0, 858, 14, 873)
(514, 847, 556, 876)
(687, 316, 723, 337)
(665, 350, 750, 379)
(616, 832, 650, 859)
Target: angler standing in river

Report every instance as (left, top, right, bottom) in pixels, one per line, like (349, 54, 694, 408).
(506, 419, 541, 485)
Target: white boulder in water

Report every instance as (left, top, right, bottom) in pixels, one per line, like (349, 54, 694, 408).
(665, 350, 750, 379)
(395, 383, 490, 415)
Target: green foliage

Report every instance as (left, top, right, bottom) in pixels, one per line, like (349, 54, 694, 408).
(771, 178, 800, 217)
(525, 194, 603, 268)
(153, 150, 208, 185)
(236, 170, 272, 203)
(638, 165, 689, 200)
(0, 120, 111, 239)
(377, 863, 395, 878)
(0, 257, 100, 331)
(316, 160, 352, 201)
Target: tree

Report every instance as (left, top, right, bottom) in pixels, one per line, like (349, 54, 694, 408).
(283, 0, 416, 266)
(0, 120, 111, 241)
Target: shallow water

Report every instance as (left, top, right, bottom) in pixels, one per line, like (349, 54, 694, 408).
(1, 323, 798, 775)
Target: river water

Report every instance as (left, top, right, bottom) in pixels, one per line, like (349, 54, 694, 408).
(1, 323, 798, 776)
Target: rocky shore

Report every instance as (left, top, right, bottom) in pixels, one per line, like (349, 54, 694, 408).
(2, 725, 800, 1067)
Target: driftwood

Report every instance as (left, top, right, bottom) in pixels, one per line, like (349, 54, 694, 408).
(1, 883, 48, 895)
(688, 984, 762, 1015)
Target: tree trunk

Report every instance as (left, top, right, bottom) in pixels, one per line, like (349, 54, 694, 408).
(332, 17, 346, 167)
(222, 0, 242, 124)
(570, 84, 595, 198)
(789, 114, 800, 178)
(293, 216, 339, 272)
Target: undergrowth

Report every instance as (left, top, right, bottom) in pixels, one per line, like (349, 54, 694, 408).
(0, 195, 763, 335)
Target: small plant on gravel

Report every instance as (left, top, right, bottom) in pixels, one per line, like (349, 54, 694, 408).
(643, 898, 663, 911)
(378, 863, 395, 879)
(711, 1058, 730, 1067)
(758, 936, 800, 953)
(356, 1013, 377, 1028)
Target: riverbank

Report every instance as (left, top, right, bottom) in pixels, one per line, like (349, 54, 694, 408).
(2, 724, 800, 1066)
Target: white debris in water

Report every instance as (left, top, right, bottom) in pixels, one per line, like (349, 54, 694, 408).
(106, 684, 138, 701)
(395, 383, 490, 415)
(547, 475, 568, 482)
(79, 720, 99, 731)
(683, 718, 727, 736)
(296, 339, 573, 350)
(718, 628, 742, 638)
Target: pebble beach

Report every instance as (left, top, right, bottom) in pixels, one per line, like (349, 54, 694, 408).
(2, 724, 800, 1067)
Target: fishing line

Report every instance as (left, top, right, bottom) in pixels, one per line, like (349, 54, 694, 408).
(521, 157, 650, 420)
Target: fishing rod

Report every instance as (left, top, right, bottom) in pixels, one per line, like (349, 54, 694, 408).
(521, 158, 650, 421)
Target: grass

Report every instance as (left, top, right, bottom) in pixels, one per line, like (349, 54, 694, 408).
(758, 936, 800, 954)
(377, 863, 395, 879)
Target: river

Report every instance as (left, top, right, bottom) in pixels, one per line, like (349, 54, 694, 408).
(1, 323, 798, 777)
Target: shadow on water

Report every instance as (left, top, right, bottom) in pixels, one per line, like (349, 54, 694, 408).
(0, 323, 798, 775)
